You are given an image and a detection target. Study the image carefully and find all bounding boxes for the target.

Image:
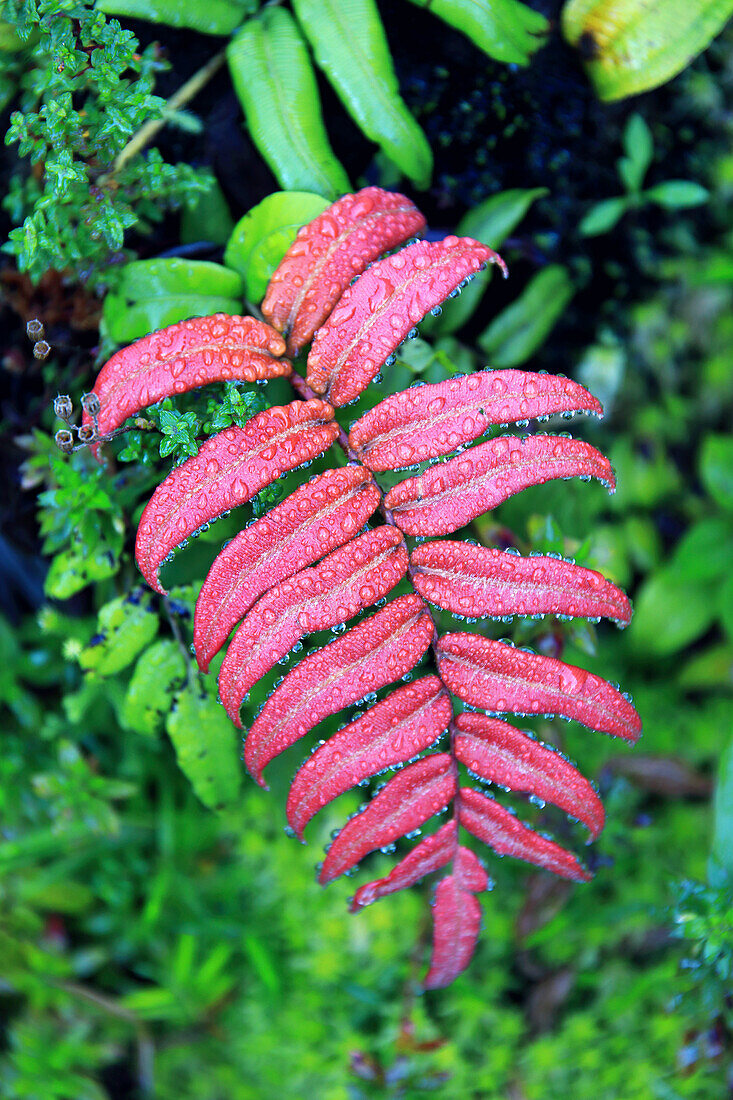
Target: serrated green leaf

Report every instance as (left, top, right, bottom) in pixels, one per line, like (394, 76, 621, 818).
(224, 191, 330, 303)
(122, 640, 187, 736)
(166, 689, 241, 810)
(79, 590, 159, 678)
(579, 196, 630, 237)
(562, 0, 733, 101)
(293, 0, 432, 187)
(227, 8, 350, 198)
(646, 180, 710, 209)
(102, 259, 244, 344)
(477, 265, 574, 367)
(96, 0, 255, 35)
(407, 0, 549, 65)
(700, 435, 733, 511)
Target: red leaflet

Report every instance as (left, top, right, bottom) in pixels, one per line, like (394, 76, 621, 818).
(287, 676, 452, 840)
(306, 237, 506, 406)
(262, 187, 426, 356)
(437, 633, 642, 742)
(319, 754, 457, 883)
(135, 400, 338, 595)
(85, 314, 289, 443)
(243, 594, 434, 781)
(410, 541, 631, 625)
(423, 873, 483, 990)
(458, 786, 592, 881)
(385, 434, 615, 536)
(218, 528, 408, 720)
(194, 467, 380, 672)
(349, 370, 603, 471)
(350, 820, 457, 911)
(454, 713, 605, 838)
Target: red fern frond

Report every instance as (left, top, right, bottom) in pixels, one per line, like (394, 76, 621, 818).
(306, 237, 507, 406)
(88, 188, 642, 988)
(262, 187, 426, 356)
(349, 369, 602, 471)
(85, 314, 289, 442)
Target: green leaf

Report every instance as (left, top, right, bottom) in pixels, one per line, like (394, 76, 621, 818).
(576, 342, 626, 417)
(679, 645, 733, 691)
(79, 590, 159, 678)
(44, 537, 121, 600)
(227, 8, 350, 198)
(181, 181, 234, 247)
(710, 735, 733, 887)
(579, 197, 630, 237)
(102, 259, 244, 344)
(619, 113, 653, 192)
(96, 0, 255, 35)
(561, 0, 733, 101)
(477, 265, 574, 367)
(224, 191, 330, 303)
(628, 567, 716, 657)
(700, 434, 733, 511)
(426, 188, 548, 336)
(293, 0, 432, 188)
(121, 640, 187, 736)
(407, 0, 549, 65)
(166, 689, 241, 810)
(645, 180, 710, 209)
(668, 517, 733, 583)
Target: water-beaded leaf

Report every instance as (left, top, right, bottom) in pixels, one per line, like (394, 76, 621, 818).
(262, 187, 426, 356)
(194, 466, 381, 672)
(410, 540, 631, 624)
(293, 0, 432, 187)
(166, 689, 241, 811)
(287, 676, 452, 839)
(243, 594, 434, 780)
(136, 400, 338, 594)
(458, 786, 592, 881)
(349, 370, 602, 471)
(227, 8, 350, 197)
(307, 237, 506, 406)
(218, 527, 409, 719)
(454, 712, 605, 838)
(87, 313, 289, 445)
(319, 754, 457, 883)
(437, 633, 641, 741)
(423, 863, 486, 990)
(385, 434, 615, 536)
(350, 820, 457, 911)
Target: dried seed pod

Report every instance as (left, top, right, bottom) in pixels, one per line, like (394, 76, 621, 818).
(55, 429, 74, 452)
(54, 395, 74, 421)
(27, 319, 45, 341)
(33, 340, 51, 360)
(81, 392, 101, 417)
(77, 424, 98, 444)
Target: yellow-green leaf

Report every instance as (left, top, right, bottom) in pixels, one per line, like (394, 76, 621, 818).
(166, 689, 241, 810)
(407, 0, 549, 65)
(562, 0, 733, 101)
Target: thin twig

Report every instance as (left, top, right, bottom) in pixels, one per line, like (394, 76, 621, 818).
(100, 50, 226, 182)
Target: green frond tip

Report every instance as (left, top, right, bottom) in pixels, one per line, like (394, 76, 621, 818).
(293, 0, 432, 188)
(406, 0, 549, 66)
(227, 8, 351, 199)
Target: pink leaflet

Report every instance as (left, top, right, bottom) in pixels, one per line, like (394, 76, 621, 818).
(193, 466, 380, 672)
(385, 434, 615, 537)
(458, 786, 592, 882)
(85, 314, 289, 444)
(218, 527, 408, 721)
(306, 237, 506, 406)
(349, 820, 457, 911)
(319, 753, 457, 884)
(135, 399, 338, 596)
(287, 675, 453, 840)
(454, 712, 605, 838)
(423, 874, 482, 990)
(243, 594, 435, 780)
(262, 187, 426, 356)
(437, 633, 642, 742)
(349, 370, 603, 471)
(410, 541, 631, 625)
